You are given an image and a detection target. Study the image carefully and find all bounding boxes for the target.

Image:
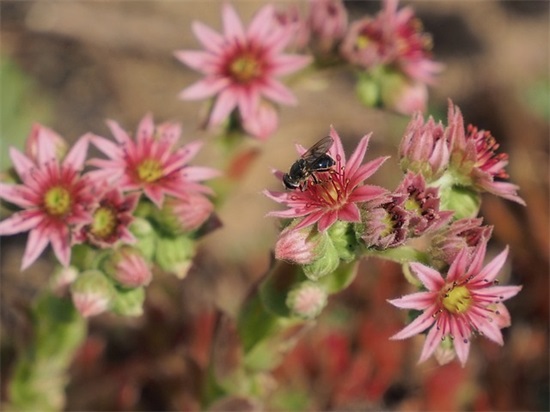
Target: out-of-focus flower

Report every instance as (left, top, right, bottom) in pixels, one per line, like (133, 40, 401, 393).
(75, 188, 139, 248)
(0, 130, 92, 269)
(154, 192, 215, 235)
(393, 172, 453, 236)
(50, 265, 79, 295)
(388, 240, 522, 366)
(429, 217, 493, 267)
(264, 126, 388, 232)
(341, 0, 442, 84)
(71, 270, 115, 318)
(287, 281, 328, 319)
(88, 114, 220, 208)
(308, 0, 348, 54)
(25, 123, 68, 162)
(241, 101, 279, 140)
(445, 103, 525, 205)
(381, 75, 429, 115)
(274, 5, 310, 51)
(174, 3, 311, 137)
(104, 246, 152, 288)
(399, 110, 448, 181)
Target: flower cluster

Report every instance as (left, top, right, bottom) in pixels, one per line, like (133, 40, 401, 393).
(175, 0, 440, 143)
(265, 99, 523, 366)
(0, 116, 219, 317)
(275, 0, 442, 114)
(400, 100, 526, 211)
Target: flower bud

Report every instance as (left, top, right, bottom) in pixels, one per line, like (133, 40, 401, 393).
(429, 218, 492, 268)
(50, 265, 79, 295)
(286, 282, 328, 320)
(154, 235, 195, 279)
(327, 220, 359, 261)
(153, 194, 214, 236)
(434, 336, 456, 366)
(130, 217, 156, 261)
(275, 225, 325, 265)
(302, 236, 340, 281)
(103, 246, 152, 288)
(71, 270, 115, 318)
(380, 71, 428, 115)
(242, 102, 279, 141)
(439, 184, 481, 220)
(111, 287, 145, 317)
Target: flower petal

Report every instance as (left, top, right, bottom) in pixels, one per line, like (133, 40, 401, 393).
(390, 306, 437, 340)
(260, 78, 297, 106)
(409, 262, 444, 292)
(387, 291, 435, 310)
(21, 224, 51, 270)
(222, 3, 245, 41)
(192, 21, 224, 53)
(418, 322, 444, 363)
(209, 89, 238, 126)
(179, 77, 230, 100)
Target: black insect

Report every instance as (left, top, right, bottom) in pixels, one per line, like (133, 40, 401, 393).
(282, 135, 336, 190)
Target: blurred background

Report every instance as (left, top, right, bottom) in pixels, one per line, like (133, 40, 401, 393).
(0, 1, 548, 410)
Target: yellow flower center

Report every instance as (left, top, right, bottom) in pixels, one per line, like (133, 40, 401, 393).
(90, 206, 117, 239)
(44, 186, 71, 217)
(356, 35, 371, 50)
(137, 159, 163, 183)
(442, 285, 472, 314)
(229, 54, 261, 83)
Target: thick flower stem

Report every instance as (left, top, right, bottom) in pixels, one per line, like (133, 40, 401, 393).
(6, 291, 86, 412)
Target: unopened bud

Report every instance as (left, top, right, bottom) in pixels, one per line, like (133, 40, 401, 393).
(71, 270, 115, 318)
(286, 282, 328, 320)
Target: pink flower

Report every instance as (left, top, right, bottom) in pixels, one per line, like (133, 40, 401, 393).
(241, 102, 279, 141)
(175, 3, 311, 134)
(0, 128, 93, 269)
(429, 218, 493, 267)
(392, 172, 453, 236)
(264, 126, 389, 232)
(88, 114, 220, 208)
(446, 103, 525, 205)
(308, 0, 348, 54)
(75, 188, 139, 248)
(399, 110, 448, 181)
(340, 0, 442, 84)
(388, 240, 522, 366)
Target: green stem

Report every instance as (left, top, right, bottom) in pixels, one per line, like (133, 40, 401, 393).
(6, 291, 86, 412)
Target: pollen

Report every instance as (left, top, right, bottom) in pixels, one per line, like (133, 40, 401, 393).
(43, 186, 72, 217)
(137, 159, 164, 183)
(442, 285, 472, 314)
(90, 206, 117, 239)
(229, 54, 261, 83)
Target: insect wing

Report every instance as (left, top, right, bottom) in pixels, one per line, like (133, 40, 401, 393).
(301, 136, 334, 166)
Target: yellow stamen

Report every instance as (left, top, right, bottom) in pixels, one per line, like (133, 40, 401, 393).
(229, 55, 261, 83)
(137, 159, 163, 183)
(442, 285, 472, 314)
(90, 206, 117, 239)
(44, 186, 71, 217)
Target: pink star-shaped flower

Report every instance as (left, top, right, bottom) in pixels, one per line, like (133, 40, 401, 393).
(389, 239, 522, 366)
(264, 126, 389, 232)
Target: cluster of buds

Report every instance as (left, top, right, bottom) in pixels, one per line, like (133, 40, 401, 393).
(265, 101, 524, 366)
(0, 115, 219, 317)
(275, 0, 442, 115)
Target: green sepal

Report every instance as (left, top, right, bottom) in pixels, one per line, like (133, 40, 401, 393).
(111, 286, 145, 317)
